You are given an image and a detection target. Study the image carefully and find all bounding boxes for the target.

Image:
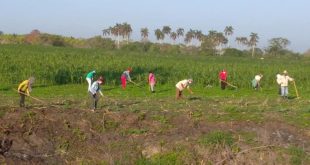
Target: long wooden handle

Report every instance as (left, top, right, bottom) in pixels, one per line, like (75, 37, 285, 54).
(220, 79, 238, 88)
(293, 81, 299, 98)
(15, 89, 46, 103)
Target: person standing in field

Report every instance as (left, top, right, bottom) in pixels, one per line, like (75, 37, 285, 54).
(252, 74, 263, 90)
(148, 71, 156, 93)
(17, 77, 35, 107)
(86, 70, 96, 91)
(278, 70, 294, 98)
(175, 79, 193, 99)
(219, 69, 227, 90)
(120, 67, 133, 89)
(276, 73, 283, 95)
(89, 76, 104, 112)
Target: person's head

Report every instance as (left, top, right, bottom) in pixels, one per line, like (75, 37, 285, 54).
(127, 67, 132, 72)
(149, 71, 153, 74)
(283, 70, 288, 75)
(28, 77, 35, 85)
(188, 79, 193, 84)
(259, 73, 263, 77)
(98, 76, 104, 85)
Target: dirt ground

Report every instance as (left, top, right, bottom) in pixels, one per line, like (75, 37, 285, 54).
(0, 104, 309, 164)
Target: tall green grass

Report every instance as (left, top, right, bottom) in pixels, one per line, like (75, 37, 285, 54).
(0, 44, 309, 89)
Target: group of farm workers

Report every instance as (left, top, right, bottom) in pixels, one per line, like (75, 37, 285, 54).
(17, 68, 295, 111)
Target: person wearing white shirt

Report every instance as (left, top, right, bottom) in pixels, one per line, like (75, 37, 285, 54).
(175, 79, 193, 99)
(252, 74, 263, 90)
(278, 70, 294, 98)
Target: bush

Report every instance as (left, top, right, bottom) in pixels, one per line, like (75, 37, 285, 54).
(223, 48, 245, 57)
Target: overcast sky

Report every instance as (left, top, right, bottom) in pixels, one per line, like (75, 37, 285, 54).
(1, 0, 309, 52)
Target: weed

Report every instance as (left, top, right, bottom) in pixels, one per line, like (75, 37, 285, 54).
(57, 137, 70, 154)
(199, 131, 234, 147)
(72, 128, 86, 141)
(104, 119, 119, 130)
(288, 146, 308, 165)
(152, 115, 168, 124)
(137, 149, 195, 165)
(138, 112, 146, 121)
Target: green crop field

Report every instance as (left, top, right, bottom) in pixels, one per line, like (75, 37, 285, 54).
(0, 44, 309, 88)
(0, 44, 309, 164)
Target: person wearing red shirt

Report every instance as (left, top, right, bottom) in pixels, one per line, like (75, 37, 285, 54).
(219, 69, 227, 90)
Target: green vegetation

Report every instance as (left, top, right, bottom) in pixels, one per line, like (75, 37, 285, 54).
(199, 131, 234, 147)
(0, 44, 309, 164)
(0, 44, 308, 89)
(288, 146, 309, 165)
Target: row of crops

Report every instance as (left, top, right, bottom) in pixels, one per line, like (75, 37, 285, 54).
(0, 44, 309, 89)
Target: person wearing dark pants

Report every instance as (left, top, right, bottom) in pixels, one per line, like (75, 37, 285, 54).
(17, 77, 35, 107)
(89, 93, 99, 110)
(89, 76, 104, 112)
(219, 69, 227, 90)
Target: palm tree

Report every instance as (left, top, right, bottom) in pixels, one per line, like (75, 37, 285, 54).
(140, 28, 149, 42)
(185, 29, 195, 46)
(102, 28, 111, 38)
(176, 28, 184, 37)
(215, 32, 227, 55)
(162, 26, 171, 42)
(208, 30, 218, 47)
(122, 22, 132, 44)
(170, 32, 177, 44)
(235, 37, 248, 49)
(176, 28, 184, 43)
(111, 23, 122, 49)
(249, 33, 259, 57)
(194, 30, 203, 46)
(224, 26, 234, 47)
(155, 29, 164, 43)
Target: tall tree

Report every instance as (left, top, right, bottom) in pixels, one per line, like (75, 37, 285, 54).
(184, 29, 195, 46)
(176, 28, 184, 37)
(140, 27, 149, 42)
(224, 26, 234, 47)
(176, 28, 184, 43)
(162, 26, 171, 42)
(0, 31, 3, 35)
(170, 32, 177, 44)
(249, 33, 259, 57)
(235, 37, 249, 49)
(215, 32, 228, 55)
(267, 37, 290, 56)
(122, 22, 132, 44)
(201, 31, 219, 55)
(154, 29, 164, 43)
(194, 30, 203, 46)
(102, 28, 111, 38)
(111, 23, 122, 48)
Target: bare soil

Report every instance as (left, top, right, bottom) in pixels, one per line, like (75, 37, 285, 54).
(0, 105, 309, 164)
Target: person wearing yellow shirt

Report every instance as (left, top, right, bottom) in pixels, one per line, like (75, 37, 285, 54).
(18, 77, 35, 107)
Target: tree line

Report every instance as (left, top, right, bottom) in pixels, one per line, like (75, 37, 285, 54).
(102, 23, 295, 57)
(0, 23, 301, 57)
